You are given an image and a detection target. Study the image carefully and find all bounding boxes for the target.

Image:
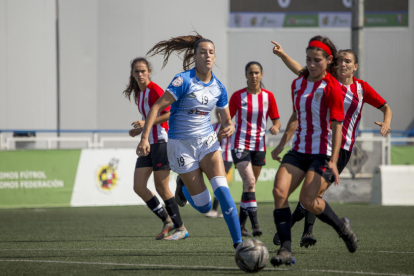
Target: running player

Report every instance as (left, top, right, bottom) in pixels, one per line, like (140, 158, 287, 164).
(271, 42, 392, 248)
(137, 34, 243, 248)
(270, 36, 358, 266)
(123, 57, 185, 240)
(229, 62, 280, 237)
(205, 108, 234, 218)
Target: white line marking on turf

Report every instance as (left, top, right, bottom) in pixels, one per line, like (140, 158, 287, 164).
(0, 259, 413, 276)
(1, 248, 413, 254)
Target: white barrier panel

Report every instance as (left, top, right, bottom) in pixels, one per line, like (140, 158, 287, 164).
(371, 165, 414, 206)
(70, 149, 177, 207)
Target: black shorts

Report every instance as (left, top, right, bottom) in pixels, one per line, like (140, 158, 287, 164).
(223, 161, 232, 174)
(281, 149, 352, 183)
(337, 148, 352, 175)
(135, 141, 170, 171)
(231, 149, 266, 167)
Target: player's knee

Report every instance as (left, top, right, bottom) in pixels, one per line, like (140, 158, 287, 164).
(133, 184, 146, 198)
(272, 185, 287, 202)
(155, 184, 168, 197)
(299, 194, 314, 211)
(191, 189, 212, 214)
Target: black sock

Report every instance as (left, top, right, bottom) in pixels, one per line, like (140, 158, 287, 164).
(315, 201, 344, 234)
(243, 192, 258, 227)
(164, 197, 183, 228)
(145, 196, 169, 222)
(273, 207, 292, 252)
(239, 205, 248, 228)
(291, 202, 306, 228)
(303, 210, 316, 235)
(212, 196, 219, 211)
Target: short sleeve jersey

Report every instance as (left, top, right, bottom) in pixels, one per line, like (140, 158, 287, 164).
(341, 77, 386, 152)
(137, 81, 169, 144)
(212, 122, 233, 162)
(229, 88, 279, 151)
(291, 72, 344, 156)
(165, 68, 229, 140)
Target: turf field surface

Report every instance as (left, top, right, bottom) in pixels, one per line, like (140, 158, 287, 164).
(1, 203, 413, 275)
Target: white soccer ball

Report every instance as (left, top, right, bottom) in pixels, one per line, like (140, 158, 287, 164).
(235, 239, 269, 273)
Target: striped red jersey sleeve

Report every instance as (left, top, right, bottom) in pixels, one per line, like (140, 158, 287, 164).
(229, 91, 240, 118)
(267, 92, 280, 120)
(361, 81, 386, 109)
(325, 75, 345, 122)
(291, 80, 297, 112)
(149, 82, 171, 114)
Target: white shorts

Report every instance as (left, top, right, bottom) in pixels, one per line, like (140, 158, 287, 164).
(167, 132, 221, 174)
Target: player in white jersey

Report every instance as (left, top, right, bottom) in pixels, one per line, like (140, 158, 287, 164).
(205, 108, 234, 218)
(137, 34, 242, 248)
(123, 57, 186, 241)
(271, 43, 392, 248)
(229, 61, 280, 237)
(269, 36, 358, 267)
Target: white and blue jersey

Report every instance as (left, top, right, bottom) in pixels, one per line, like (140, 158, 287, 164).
(166, 68, 229, 140)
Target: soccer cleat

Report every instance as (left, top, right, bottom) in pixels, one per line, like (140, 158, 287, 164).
(175, 176, 187, 207)
(205, 210, 218, 218)
(164, 228, 189, 241)
(338, 218, 358, 253)
(270, 248, 296, 267)
(252, 224, 263, 237)
(300, 232, 317, 248)
(241, 227, 252, 237)
(273, 232, 281, 246)
(233, 242, 242, 250)
(155, 220, 174, 240)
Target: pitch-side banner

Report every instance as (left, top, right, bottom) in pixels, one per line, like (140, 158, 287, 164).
(70, 149, 176, 207)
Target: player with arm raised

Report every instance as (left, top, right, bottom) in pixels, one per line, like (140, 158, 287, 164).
(137, 34, 242, 248)
(270, 36, 358, 267)
(123, 57, 185, 240)
(271, 42, 392, 249)
(229, 61, 280, 237)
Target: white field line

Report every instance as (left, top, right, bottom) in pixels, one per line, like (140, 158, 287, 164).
(0, 248, 413, 254)
(0, 259, 412, 276)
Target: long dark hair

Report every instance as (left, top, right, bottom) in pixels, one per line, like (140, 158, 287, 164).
(338, 49, 359, 64)
(146, 32, 214, 71)
(299, 35, 338, 78)
(123, 57, 151, 104)
(245, 61, 265, 88)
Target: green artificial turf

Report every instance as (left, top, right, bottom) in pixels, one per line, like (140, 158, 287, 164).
(1, 203, 413, 275)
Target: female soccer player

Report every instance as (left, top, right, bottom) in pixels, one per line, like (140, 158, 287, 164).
(229, 62, 280, 237)
(270, 36, 358, 267)
(123, 57, 185, 240)
(137, 34, 242, 248)
(271, 42, 392, 248)
(205, 108, 234, 218)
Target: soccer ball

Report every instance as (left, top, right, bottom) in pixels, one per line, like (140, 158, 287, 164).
(235, 239, 269, 273)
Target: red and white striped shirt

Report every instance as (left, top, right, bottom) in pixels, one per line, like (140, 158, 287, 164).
(213, 123, 233, 162)
(136, 82, 170, 144)
(341, 77, 386, 152)
(291, 72, 344, 156)
(230, 88, 279, 151)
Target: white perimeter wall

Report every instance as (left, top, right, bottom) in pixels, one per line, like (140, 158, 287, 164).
(0, 0, 413, 131)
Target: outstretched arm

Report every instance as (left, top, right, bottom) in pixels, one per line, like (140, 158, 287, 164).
(132, 111, 170, 129)
(137, 92, 176, 156)
(375, 104, 392, 137)
(329, 121, 343, 185)
(271, 41, 302, 76)
(218, 107, 235, 139)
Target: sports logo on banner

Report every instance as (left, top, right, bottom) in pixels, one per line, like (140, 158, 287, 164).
(96, 158, 119, 192)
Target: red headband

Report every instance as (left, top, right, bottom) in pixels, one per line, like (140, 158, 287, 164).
(308, 41, 332, 56)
